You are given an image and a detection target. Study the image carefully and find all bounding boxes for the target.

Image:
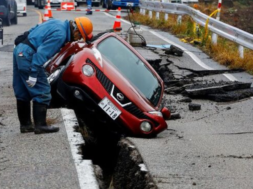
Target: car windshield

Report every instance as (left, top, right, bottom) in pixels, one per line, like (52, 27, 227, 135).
(97, 36, 162, 106)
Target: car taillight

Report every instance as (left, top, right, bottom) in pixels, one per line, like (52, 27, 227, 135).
(23, 7, 26, 11)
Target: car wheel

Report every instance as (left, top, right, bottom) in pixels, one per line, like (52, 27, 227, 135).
(106, 0, 112, 9)
(12, 14, 17, 24)
(93, 2, 99, 7)
(101, 0, 106, 8)
(23, 13, 27, 16)
(12, 5, 18, 25)
(112, 5, 117, 10)
(5, 13, 11, 26)
(38, 0, 43, 9)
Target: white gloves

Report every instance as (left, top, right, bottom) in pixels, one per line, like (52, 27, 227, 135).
(26, 76, 37, 87)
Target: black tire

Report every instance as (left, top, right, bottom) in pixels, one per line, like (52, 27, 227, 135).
(38, 0, 43, 9)
(106, 0, 112, 9)
(12, 14, 17, 24)
(34, 0, 38, 7)
(11, 4, 18, 25)
(5, 12, 11, 26)
(23, 13, 27, 16)
(93, 2, 99, 7)
(101, 0, 106, 8)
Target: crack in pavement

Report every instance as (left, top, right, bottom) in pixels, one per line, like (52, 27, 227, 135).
(216, 131, 253, 135)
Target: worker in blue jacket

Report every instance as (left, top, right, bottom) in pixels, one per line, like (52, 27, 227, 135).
(13, 17, 93, 134)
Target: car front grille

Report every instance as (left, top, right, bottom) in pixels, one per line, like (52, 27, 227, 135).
(86, 58, 113, 93)
(86, 58, 159, 126)
(124, 103, 149, 119)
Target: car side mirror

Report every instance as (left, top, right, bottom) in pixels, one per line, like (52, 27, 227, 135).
(161, 107, 170, 120)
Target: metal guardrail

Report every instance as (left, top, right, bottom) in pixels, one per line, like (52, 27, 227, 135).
(0, 18, 3, 45)
(139, 0, 253, 51)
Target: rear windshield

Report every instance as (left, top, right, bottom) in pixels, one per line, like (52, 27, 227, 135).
(97, 36, 162, 106)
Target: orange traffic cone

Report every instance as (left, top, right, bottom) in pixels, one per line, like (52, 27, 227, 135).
(46, 0, 53, 18)
(43, 6, 49, 22)
(113, 7, 122, 32)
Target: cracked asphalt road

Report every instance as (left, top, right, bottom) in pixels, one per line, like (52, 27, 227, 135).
(1, 7, 253, 189)
(128, 27, 253, 188)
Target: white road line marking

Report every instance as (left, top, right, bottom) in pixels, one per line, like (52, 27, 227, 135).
(61, 108, 99, 189)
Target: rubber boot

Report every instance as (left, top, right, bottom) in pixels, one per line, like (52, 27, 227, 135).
(33, 102, 59, 134)
(17, 100, 34, 133)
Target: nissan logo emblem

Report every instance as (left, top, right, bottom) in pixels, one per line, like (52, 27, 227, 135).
(116, 93, 124, 101)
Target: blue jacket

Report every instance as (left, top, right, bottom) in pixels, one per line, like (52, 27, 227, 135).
(28, 19, 71, 78)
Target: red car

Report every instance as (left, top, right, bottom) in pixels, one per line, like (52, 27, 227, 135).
(45, 32, 170, 137)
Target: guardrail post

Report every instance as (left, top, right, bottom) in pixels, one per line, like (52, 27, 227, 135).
(0, 18, 3, 45)
(239, 45, 244, 59)
(140, 8, 144, 15)
(149, 10, 152, 19)
(211, 33, 217, 44)
(156, 12, 159, 19)
(177, 15, 182, 25)
(143, 9, 146, 15)
(165, 13, 168, 20)
(212, 0, 222, 45)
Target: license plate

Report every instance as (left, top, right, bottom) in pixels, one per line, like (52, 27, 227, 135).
(126, 2, 134, 6)
(98, 97, 121, 120)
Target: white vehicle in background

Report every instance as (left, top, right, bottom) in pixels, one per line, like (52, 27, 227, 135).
(16, 0, 27, 16)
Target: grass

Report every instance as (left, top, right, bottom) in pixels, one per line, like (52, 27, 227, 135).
(126, 4, 253, 74)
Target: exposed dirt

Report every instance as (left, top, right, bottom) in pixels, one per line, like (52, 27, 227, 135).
(76, 110, 157, 189)
(113, 139, 157, 189)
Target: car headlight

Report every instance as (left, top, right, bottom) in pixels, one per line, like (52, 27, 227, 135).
(82, 64, 94, 77)
(140, 121, 152, 132)
(148, 111, 163, 117)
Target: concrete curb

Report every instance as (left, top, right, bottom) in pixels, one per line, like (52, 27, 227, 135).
(61, 108, 99, 189)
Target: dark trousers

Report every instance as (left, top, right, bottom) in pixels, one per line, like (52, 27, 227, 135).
(13, 43, 51, 106)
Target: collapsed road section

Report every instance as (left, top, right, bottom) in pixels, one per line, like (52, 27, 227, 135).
(74, 109, 157, 189)
(137, 46, 253, 103)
